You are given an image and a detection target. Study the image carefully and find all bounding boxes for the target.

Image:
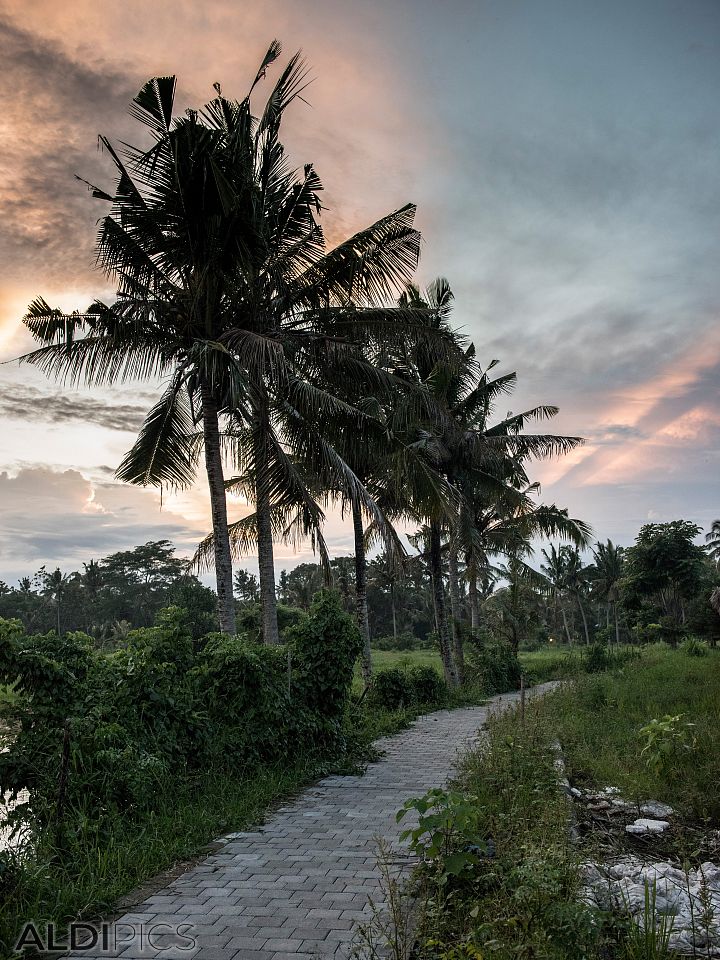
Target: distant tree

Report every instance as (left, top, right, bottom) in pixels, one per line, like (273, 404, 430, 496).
(590, 540, 625, 645)
(622, 521, 706, 642)
(233, 569, 259, 605)
(42, 567, 69, 636)
(706, 520, 720, 565)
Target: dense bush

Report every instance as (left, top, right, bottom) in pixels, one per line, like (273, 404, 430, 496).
(366, 668, 417, 710)
(0, 592, 361, 836)
(408, 665, 447, 705)
(465, 640, 522, 694)
(366, 665, 447, 710)
(681, 636, 709, 657)
(372, 631, 419, 651)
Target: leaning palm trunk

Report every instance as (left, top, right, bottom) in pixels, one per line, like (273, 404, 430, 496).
(561, 605, 572, 644)
(351, 497, 372, 685)
(448, 547, 465, 685)
(201, 384, 236, 634)
(614, 600, 621, 647)
(429, 522, 457, 688)
(577, 595, 590, 645)
(256, 483, 280, 645)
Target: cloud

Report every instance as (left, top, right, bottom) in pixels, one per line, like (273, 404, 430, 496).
(0, 466, 204, 582)
(0, 382, 153, 432)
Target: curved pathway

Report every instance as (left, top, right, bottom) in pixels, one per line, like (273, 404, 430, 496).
(79, 684, 554, 960)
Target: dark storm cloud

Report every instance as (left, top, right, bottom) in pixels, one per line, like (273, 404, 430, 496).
(0, 17, 139, 285)
(0, 382, 151, 432)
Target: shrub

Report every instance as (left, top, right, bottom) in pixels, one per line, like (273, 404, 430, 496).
(464, 640, 521, 694)
(366, 668, 416, 710)
(289, 590, 363, 745)
(0, 593, 361, 835)
(408, 665, 447, 706)
(584, 642, 610, 673)
(681, 636, 709, 657)
(372, 631, 418, 651)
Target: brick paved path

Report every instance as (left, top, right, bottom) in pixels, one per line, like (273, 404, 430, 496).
(82, 685, 553, 960)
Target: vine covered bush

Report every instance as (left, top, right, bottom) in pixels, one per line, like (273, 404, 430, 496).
(0, 591, 361, 837)
(366, 665, 447, 710)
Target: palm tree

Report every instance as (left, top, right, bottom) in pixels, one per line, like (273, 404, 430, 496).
(591, 540, 625, 645)
(43, 567, 69, 636)
(392, 280, 587, 682)
(706, 520, 720, 565)
(540, 545, 575, 644)
(20, 45, 423, 640)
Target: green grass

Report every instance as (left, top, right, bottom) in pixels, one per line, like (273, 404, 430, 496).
(538, 644, 720, 821)
(405, 702, 598, 959)
(519, 646, 581, 682)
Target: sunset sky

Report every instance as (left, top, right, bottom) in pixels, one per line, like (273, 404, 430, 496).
(1, 0, 718, 584)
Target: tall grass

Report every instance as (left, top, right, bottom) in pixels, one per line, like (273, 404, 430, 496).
(539, 645, 720, 820)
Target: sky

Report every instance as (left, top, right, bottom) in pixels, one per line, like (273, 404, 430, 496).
(0, 0, 718, 585)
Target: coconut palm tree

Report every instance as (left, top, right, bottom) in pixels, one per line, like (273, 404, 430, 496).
(20, 45, 423, 639)
(591, 540, 625, 645)
(392, 279, 587, 683)
(706, 520, 720, 565)
(540, 544, 575, 644)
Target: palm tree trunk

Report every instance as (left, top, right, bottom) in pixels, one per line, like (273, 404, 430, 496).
(352, 497, 372, 685)
(429, 522, 457, 688)
(577, 594, 590, 644)
(468, 563, 480, 635)
(561, 605, 572, 645)
(390, 582, 398, 643)
(200, 383, 236, 635)
(256, 479, 280, 645)
(448, 547, 464, 685)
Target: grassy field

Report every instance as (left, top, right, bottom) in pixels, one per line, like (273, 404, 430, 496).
(539, 644, 720, 821)
(356, 645, 576, 684)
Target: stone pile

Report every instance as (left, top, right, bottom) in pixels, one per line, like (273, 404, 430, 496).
(581, 856, 720, 957)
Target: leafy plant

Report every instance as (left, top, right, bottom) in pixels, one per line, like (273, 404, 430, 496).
(680, 636, 709, 657)
(638, 714, 696, 776)
(396, 788, 486, 883)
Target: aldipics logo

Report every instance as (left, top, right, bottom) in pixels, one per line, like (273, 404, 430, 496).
(14, 922, 197, 954)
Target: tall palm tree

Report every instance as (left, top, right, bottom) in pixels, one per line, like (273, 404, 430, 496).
(540, 544, 575, 644)
(591, 540, 625, 645)
(20, 45, 423, 639)
(393, 279, 587, 682)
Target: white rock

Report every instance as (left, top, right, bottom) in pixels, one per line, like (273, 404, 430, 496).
(640, 800, 674, 818)
(626, 818, 671, 834)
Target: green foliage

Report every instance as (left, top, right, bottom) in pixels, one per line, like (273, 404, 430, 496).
(409, 665, 448, 705)
(366, 668, 417, 710)
(622, 521, 706, 639)
(406, 706, 600, 959)
(464, 640, 521, 694)
(289, 590, 364, 744)
(680, 636, 709, 657)
(397, 788, 486, 883)
(372, 630, 427, 651)
(366, 663, 448, 711)
(0, 594, 361, 837)
(584, 642, 611, 673)
(638, 714, 696, 776)
(537, 647, 720, 821)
